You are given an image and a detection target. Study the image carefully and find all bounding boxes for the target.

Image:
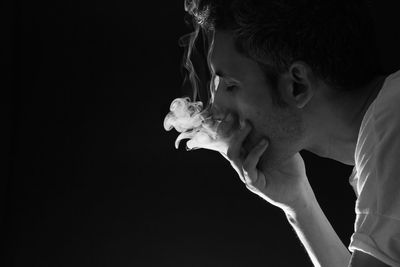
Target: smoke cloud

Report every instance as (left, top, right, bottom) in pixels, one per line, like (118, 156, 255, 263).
(163, 97, 231, 155)
(164, 0, 230, 155)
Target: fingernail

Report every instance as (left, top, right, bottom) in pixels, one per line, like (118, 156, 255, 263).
(259, 139, 267, 146)
(239, 119, 246, 129)
(225, 113, 234, 122)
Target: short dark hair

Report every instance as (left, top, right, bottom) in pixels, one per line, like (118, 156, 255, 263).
(185, 0, 383, 104)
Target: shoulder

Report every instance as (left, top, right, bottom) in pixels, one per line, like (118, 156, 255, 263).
(373, 70, 400, 119)
(371, 70, 400, 140)
(350, 250, 391, 267)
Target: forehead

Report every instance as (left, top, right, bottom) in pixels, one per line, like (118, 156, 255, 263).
(210, 31, 263, 80)
(210, 31, 236, 70)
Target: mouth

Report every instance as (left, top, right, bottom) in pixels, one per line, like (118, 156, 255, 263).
(209, 113, 227, 125)
(206, 112, 266, 154)
(214, 113, 242, 139)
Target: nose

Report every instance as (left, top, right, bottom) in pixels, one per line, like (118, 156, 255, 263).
(210, 85, 235, 121)
(209, 105, 225, 121)
(209, 91, 228, 119)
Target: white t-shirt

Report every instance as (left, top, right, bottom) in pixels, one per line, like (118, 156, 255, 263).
(348, 70, 400, 266)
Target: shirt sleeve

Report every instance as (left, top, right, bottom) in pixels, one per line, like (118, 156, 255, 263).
(348, 88, 400, 267)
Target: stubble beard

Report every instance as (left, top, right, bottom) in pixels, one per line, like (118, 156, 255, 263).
(258, 106, 305, 173)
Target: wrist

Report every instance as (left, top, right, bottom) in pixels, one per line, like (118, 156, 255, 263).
(283, 179, 318, 222)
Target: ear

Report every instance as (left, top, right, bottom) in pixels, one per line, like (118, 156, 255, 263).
(282, 61, 314, 109)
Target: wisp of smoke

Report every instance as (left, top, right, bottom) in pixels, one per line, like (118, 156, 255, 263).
(164, 0, 231, 155)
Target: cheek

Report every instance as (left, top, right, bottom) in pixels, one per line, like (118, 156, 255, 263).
(236, 89, 277, 135)
(251, 107, 291, 141)
(240, 105, 273, 141)
(269, 108, 304, 144)
(237, 92, 271, 118)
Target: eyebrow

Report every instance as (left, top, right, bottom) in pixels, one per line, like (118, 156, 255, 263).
(211, 62, 231, 78)
(215, 70, 227, 77)
(215, 70, 236, 81)
(215, 70, 241, 84)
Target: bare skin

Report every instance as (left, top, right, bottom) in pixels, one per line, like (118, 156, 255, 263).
(300, 73, 387, 165)
(211, 29, 387, 210)
(211, 29, 389, 267)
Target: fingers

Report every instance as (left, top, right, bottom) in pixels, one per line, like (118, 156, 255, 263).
(217, 114, 269, 192)
(225, 119, 252, 184)
(242, 139, 268, 186)
(226, 119, 251, 162)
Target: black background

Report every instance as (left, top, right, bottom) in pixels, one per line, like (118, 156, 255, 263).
(3, 1, 400, 266)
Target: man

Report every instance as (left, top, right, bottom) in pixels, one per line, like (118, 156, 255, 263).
(183, 0, 400, 266)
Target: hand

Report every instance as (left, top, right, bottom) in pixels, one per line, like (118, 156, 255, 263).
(219, 116, 310, 212)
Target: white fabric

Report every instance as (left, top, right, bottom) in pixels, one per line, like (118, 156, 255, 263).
(348, 70, 400, 266)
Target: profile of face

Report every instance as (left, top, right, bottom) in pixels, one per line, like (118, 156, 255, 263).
(210, 30, 306, 171)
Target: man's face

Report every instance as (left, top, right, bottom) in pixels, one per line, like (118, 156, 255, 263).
(210, 30, 305, 171)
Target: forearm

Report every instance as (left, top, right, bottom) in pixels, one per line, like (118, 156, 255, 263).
(284, 181, 351, 267)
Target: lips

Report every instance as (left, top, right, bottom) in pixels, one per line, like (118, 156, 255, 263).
(213, 113, 252, 150)
(214, 113, 238, 139)
(210, 113, 227, 124)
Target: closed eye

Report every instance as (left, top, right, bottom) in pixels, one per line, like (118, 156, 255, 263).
(226, 85, 237, 92)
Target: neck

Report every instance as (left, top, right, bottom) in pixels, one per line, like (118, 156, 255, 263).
(304, 74, 387, 165)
